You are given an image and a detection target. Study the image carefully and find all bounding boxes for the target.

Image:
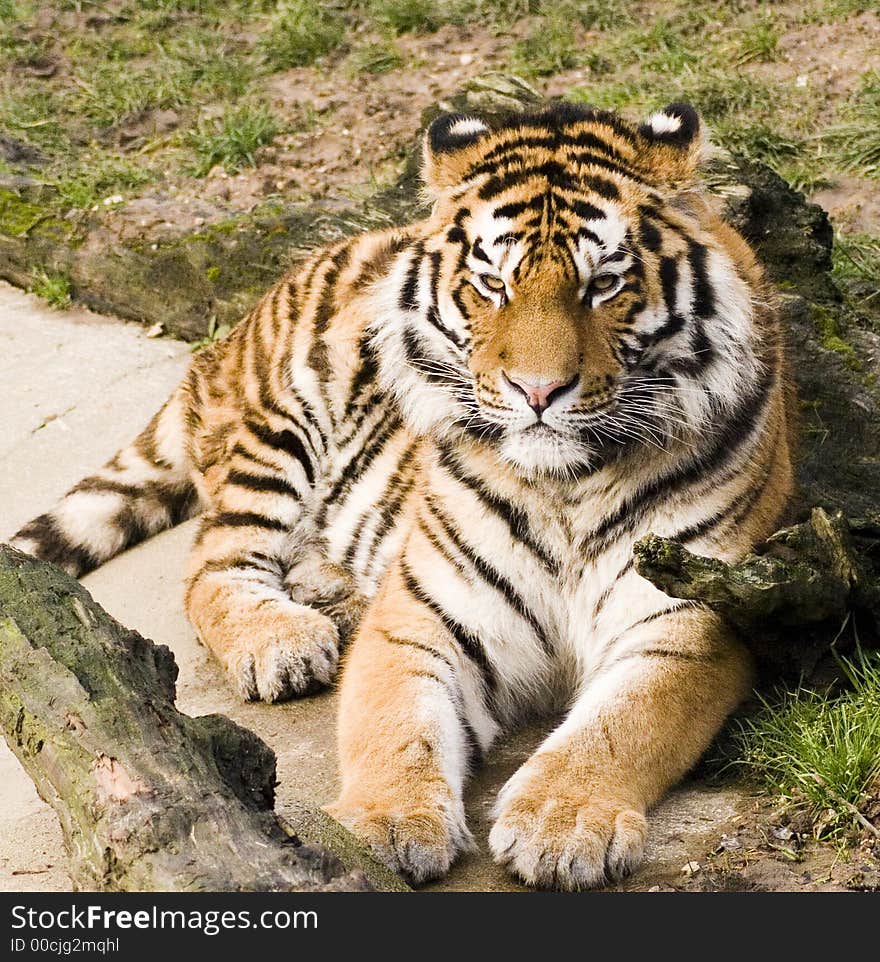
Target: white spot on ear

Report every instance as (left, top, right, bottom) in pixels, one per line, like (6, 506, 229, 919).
(647, 112, 682, 135)
(448, 118, 490, 139)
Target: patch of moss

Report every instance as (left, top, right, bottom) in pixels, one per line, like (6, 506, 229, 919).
(0, 189, 69, 240)
(812, 304, 861, 370)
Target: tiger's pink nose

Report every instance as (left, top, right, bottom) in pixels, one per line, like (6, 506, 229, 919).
(503, 372, 579, 415)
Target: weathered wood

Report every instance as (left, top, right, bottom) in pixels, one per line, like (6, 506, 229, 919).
(634, 508, 880, 675)
(0, 544, 394, 892)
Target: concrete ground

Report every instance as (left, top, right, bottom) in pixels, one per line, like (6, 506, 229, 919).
(0, 281, 746, 893)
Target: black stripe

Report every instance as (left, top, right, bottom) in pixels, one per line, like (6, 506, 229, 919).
(451, 279, 473, 321)
(471, 122, 635, 171)
(226, 469, 301, 499)
(592, 557, 634, 622)
(571, 199, 606, 221)
(426, 249, 466, 348)
(197, 552, 285, 578)
(581, 365, 776, 561)
(584, 175, 620, 200)
(381, 631, 484, 767)
(382, 632, 456, 672)
(342, 333, 380, 421)
(688, 240, 715, 319)
(577, 226, 604, 248)
(352, 233, 412, 289)
(72, 477, 142, 498)
(610, 647, 712, 669)
(74, 476, 196, 520)
(436, 444, 558, 572)
(493, 197, 544, 220)
(323, 411, 401, 511)
(399, 241, 424, 312)
(668, 482, 762, 546)
(620, 603, 697, 635)
(359, 445, 419, 574)
(343, 443, 416, 568)
(307, 244, 352, 428)
(566, 150, 646, 183)
(246, 421, 316, 486)
(13, 515, 99, 577)
(208, 511, 289, 531)
(467, 125, 637, 175)
(657, 255, 685, 338)
(592, 602, 703, 676)
(471, 238, 491, 263)
(425, 498, 553, 657)
(638, 212, 663, 252)
(477, 161, 580, 200)
(400, 560, 498, 699)
(550, 231, 580, 279)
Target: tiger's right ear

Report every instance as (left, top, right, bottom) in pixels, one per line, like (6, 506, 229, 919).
(422, 113, 492, 194)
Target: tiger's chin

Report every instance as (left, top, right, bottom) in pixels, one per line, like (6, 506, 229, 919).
(498, 426, 596, 480)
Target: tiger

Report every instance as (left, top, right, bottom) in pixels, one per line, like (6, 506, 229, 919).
(9, 100, 793, 890)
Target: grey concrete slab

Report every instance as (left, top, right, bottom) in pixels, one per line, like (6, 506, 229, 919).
(0, 282, 744, 893)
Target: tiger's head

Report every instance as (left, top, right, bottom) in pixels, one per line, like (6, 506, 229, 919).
(374, 102, 766, 478)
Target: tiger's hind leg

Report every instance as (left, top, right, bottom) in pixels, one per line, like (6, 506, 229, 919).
(327, 562, 497, 884)
(488, 608, 752, 889)
(186, 514, 341, 702)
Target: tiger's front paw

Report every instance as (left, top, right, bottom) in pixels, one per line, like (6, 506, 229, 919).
(285, 557, 367, 640)
(224, 602, 340, 703)
(489, 761, 646, 890)
(326, 795, 473, 885)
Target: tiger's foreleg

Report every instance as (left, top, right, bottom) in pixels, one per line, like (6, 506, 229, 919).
(327, 563, 497, 884)
(185, 513, 340, 703)
(489, 607, 752, 890)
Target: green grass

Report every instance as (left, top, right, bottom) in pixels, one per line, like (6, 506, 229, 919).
(189, 104, 280, 176)
(30, 268, 71, 309)
(366, 0, 457, 34)
(821, 70, 880, 178)
(512, 13, 580, 77)
(832, 232, 880, 318)
(734, 649, 880, 836)
(261, 0, 346, 68)
(833, 232, 880, 285)
(191, 313, 233, 352)
(348, 38, 404, 75)
(52, 155, 155, 212)
(735, 18, 781, 65)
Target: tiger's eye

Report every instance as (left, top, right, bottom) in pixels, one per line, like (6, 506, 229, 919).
(590, 274, 617, 293)
(481, 274, 507, 293)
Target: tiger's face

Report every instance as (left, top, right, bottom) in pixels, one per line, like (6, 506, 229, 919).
(378, 102, 761, 479)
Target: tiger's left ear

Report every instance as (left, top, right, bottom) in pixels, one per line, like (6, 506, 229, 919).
(635, 103, 710, 188)
(422, 113, 492, 194)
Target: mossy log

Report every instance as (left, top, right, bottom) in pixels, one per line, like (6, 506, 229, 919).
(634, 508, 880, 675)
(0, 543, 394, 892)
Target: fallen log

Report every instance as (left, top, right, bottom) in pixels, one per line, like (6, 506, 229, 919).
(0, 543, 404, 892)
(634, 508, 880, 676)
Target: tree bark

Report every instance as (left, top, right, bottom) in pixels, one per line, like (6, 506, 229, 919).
(634, 508, 880, 676)
(0, 544, 404, 892)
